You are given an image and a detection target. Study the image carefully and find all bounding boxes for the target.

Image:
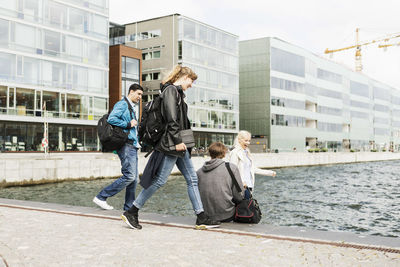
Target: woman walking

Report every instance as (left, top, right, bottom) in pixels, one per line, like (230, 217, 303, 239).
(122, 65, 220, 230)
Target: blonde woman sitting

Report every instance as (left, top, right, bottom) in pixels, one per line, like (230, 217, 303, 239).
(229, 130, 276, 199)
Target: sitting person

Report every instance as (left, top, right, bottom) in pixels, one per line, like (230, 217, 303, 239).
(229, 130, 276, 199)
(197, 142, 244, 222)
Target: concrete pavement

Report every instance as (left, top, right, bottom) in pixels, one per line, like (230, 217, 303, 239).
(0, 198, 399, 266)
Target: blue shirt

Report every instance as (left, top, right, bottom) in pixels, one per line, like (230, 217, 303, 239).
(107, 97, 140, 148)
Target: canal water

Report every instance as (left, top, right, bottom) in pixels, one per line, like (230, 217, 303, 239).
(1, 160, 399, 237)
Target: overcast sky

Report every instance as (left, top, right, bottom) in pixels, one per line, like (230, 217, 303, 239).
(110, 0, 400, 88)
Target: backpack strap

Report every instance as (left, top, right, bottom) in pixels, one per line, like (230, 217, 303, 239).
(225, 162, 242, 193)
(123, 97, 136, 120)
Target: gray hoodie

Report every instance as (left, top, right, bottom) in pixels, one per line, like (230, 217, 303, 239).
(197, 158, 244, 222)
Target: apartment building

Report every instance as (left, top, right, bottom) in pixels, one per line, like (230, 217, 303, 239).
(110, 14, 239, 148)
(0, 0, 109, 152)
(240, 37, 400, 152)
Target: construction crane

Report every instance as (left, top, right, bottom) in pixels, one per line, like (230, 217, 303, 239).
(378, 42, 400, 49)
(324, 28, 400, 72)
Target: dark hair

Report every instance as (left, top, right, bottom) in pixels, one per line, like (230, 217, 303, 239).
(128, 83, 143, 94)
(208, 142, 227, 159)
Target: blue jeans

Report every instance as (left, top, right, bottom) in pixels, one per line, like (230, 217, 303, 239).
(244, 187, 252, 200)
(133, 150, 204, 214)
(97, 143, 138, 211)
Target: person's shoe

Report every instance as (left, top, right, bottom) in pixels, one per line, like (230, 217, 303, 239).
(121, 211, 142, 230)
(195, 212, 220, 230)
(93, 197, 114, 210)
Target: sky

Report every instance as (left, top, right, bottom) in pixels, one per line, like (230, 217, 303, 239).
(110, 0, 400, 88)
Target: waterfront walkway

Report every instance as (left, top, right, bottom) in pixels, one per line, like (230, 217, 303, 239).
(0, 198, 399, 266)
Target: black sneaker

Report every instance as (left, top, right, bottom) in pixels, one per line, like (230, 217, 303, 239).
(121, 211, 142, 230)
(195, 212, 220, 230)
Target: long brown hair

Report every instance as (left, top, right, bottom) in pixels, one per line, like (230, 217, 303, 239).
(162, 65, 198, 84)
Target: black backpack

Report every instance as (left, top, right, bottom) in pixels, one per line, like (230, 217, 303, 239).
(97, 97, 134, 152)
(225, 163, 262, 224)
(138, 95, 166, 147)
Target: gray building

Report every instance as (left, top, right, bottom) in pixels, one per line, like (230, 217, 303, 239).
(240, 37, 400, 152)
(110, 14, 239, 148)
(0, 0, 109, 152)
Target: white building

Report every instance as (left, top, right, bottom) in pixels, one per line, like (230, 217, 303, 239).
(240, 37, 400, 152)
(0, 0, 109, 152)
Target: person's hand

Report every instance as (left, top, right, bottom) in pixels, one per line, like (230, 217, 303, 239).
(175, 143, 187, 151)
(130, 119, 138, 127)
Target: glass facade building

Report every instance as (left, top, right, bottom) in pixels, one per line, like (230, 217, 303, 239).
(114, 14, 239, 149)
(240, 37, 400, 152)
(0, 0, 109, 152)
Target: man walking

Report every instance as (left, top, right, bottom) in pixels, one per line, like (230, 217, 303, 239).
(93, 84, 143, 211)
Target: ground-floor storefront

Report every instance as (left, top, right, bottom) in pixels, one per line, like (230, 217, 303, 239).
(0, 122, 237, 153)
(0, 121, 98, 152)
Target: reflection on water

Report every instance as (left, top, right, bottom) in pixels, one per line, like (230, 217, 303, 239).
(1, 160, 399, 237)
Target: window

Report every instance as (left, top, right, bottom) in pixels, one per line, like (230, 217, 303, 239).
(23, 0, 40, 21)
(374, 104, 389, 113)
(73, 66, 88, 90)
(88, 69, 103, 92)
(373, 86, 390, 101)
(350, 81, 369, 97)
(271, 47, 305, 77)
(178, 41, 182, 60)
(23, 56, 40, 84)
(271, 77, 304, 93)
(351, 100, 370, 109)
(88, 40, 107, 66)
(351, 110, 369, 119)
(392, 96, 400, 105)
(15, 23, 35, 50)
(271, 97, 305, 109)
(66, 35, 82, 58)
(17, 55, 23, 76)
(69, 8, 84, 33)
(271, 114, 305, 127)
(128, 29, 161, 42)
(0, 19, 9, 46)
(16, 87, 35, 116)
(374, 128, 389, 136)
(374, 117, 389, 125)
(317, 122, 342, 132)
(67, 94, 88, 119)
(317, 106, 342, 116)
(0, 86, 6, 111)
(42, 91, 60, 115)
(94, 97, 107, 119)
(317, 68, 342, 84)
(45, 1, 67, 28)
(91, 14, 107, 37)
(44, 30, 61, 56)
(0, 52, 15, 79)
(318, 88, 342, 99)
(142, 72, 160, 81)
(142, 50, 161, 60)
(153, 50, 160, 58)
(183, 19, 196, 40)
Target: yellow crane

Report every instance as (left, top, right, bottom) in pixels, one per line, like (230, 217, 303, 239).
(324, 28, 400, 72)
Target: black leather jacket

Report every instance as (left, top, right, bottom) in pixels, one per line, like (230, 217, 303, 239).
(155, 83, 191, 157)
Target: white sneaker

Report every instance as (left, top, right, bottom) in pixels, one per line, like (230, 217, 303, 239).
(93, 197, 114, 210)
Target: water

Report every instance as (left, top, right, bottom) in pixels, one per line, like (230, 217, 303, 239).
(1, 160, 399, 237)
